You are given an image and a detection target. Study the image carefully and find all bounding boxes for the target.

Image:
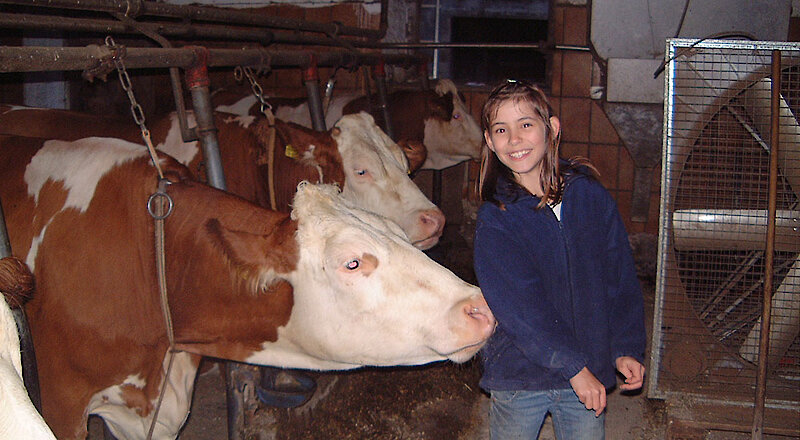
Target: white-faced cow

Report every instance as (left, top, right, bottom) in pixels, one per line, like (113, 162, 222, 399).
(218, 79, 483, 170)
(0, 135, 495, 439)
(0, 104, 445, 249)
(0, 256, 57, 440)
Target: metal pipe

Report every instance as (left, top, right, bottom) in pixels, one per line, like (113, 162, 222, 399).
(0, 13, 583, 52)
(0, 12, 275, 44)
(751, 49, 781, 440)
(185, 46, 226, 191)
(0, 0, 383, 39)
(377, 42, 591, 51)
(372, 61, 394, 140)
(0, 45, 425, 73)
(303, 56, 326, 131)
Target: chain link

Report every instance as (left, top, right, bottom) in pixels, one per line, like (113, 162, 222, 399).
(235, 66, 272, 117)
(105, 36, 163, 179)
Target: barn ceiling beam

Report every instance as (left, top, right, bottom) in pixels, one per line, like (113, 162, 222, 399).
(0, 45, 426, 73)
(0, 0, 385, 40)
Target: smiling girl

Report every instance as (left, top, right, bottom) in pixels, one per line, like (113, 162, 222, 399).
(473, 79, 647, 439)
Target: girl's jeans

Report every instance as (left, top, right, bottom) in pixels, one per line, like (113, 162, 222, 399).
(489, 388, 605, 440)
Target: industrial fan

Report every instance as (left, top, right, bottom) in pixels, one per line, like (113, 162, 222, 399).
(649, 39, 800, 407)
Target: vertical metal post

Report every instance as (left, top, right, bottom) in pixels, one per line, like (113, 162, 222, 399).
(0, 200, 42, 413)
(372, 60, 395, 140)
(303, 55, 327, 131)
(751, 49, 781, 440)
(186, 46, 226, 191)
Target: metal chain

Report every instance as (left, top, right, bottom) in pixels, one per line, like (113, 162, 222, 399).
(235, 65, 272, 117)
(106, 36, 164, 180)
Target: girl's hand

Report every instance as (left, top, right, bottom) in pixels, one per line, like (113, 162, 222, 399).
(615, 356, 645, 391)
(569, 367, 606, 416)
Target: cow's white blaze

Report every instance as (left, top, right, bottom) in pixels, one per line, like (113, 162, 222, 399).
(244, 183, 492, 370)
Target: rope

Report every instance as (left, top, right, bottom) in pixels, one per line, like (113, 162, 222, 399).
(265, 109, 278, 211)
(235, 65, 278, 210)
(145, 179, 177, 440)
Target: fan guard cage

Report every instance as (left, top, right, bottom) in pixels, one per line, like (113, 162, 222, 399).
(648, 39, 800, 409)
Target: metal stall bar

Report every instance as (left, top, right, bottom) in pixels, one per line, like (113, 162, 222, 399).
(303, 54, 327, 131)
(0, 46, 425, 73)
(0, 0, 386, 39)
(371, 60, 394, 140)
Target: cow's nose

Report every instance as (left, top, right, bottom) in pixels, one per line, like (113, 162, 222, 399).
(419, 207, 445, 239)
(462, 295, 496, 339)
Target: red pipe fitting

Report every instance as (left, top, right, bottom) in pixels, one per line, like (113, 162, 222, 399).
(303, 54, 319, 81)
(372, 59, 386, 78)
(185, 46, 210, 89)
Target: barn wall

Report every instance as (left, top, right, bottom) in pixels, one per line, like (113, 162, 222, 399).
(455, 2, 660, 236)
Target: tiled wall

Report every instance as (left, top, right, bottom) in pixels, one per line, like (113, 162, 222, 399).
(548, 3, 659, 235)
(458, 4, 661, 236)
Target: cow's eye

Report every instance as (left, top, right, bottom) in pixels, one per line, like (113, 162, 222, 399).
(355, 169, 367, 176)
(345, 259, 360, 270)
(453, 112, 461, 120)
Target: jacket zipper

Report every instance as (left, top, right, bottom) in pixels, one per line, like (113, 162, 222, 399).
(549, 202, 578, 337)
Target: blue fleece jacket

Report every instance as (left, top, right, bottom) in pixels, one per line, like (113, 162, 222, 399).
(473, 171, 646, 392)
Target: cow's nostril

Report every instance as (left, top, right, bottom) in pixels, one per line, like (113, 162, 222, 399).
(419, 208, 445, 235)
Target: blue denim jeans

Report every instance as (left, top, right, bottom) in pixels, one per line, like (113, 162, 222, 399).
(489, 388, 605, 440)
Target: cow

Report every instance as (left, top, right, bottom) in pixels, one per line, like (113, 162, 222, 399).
(0, 134, 495, 439)
(0, 256, 57, 440)
(0, 104, 445, 249)
(216, 79, 483, 170)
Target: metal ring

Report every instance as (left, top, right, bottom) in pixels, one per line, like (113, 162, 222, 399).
(147, 191, 174, 220)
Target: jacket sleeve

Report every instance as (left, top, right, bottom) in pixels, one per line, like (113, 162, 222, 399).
(602, 194, 647, 364)
(474, 215, 588, 382)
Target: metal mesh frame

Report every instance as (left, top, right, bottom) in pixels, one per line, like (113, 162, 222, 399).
(648, 39, 800, 409)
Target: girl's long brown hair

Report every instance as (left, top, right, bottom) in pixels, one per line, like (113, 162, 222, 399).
(477, 79, 597, 209)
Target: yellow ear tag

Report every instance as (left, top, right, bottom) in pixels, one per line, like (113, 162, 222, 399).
(284, 144, 299, 159)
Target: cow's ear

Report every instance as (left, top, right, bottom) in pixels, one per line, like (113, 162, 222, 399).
(428, 91, 454, 120)
(204, 218, 274, 279)
(272, 119, 318, 162)
(397, 139, 426, 174)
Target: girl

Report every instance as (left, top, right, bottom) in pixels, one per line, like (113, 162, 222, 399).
(473, 79, 646, 439)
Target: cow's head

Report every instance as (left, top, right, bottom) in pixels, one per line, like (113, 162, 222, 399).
(238, 182, 492, 369)
(422, 79, 483, 170)
(331, 112, 445, 250)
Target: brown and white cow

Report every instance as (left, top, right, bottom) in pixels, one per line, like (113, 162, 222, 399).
(220, 79, 483, 170)
(0, 104, 445, 249)
(0, 256, 57, 440)
(0, 135, 495, 439)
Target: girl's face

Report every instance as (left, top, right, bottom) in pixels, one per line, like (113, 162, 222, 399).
(484, 100, 560, 194)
